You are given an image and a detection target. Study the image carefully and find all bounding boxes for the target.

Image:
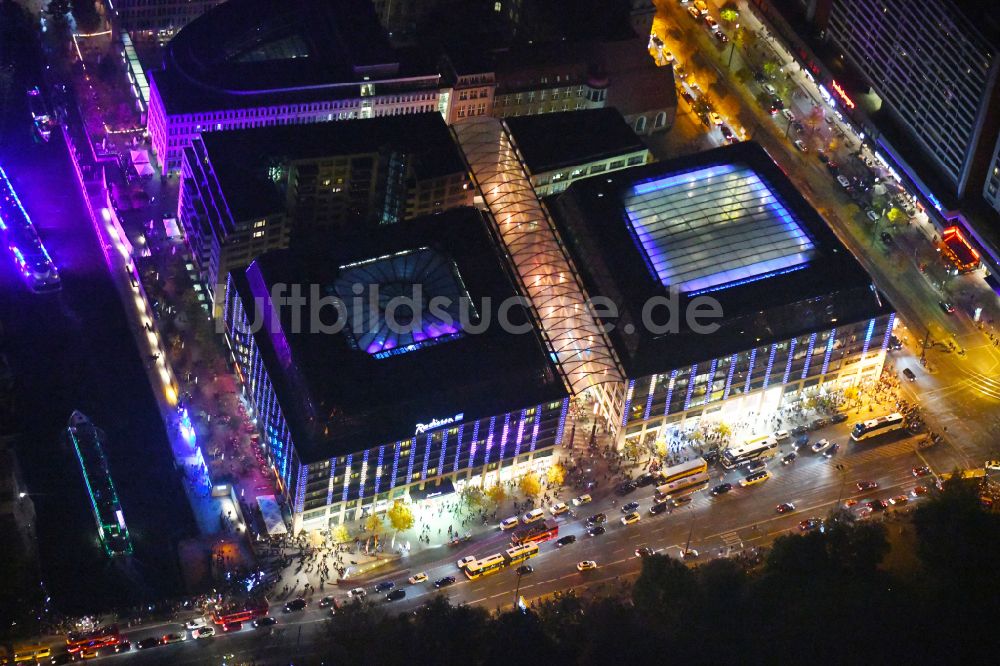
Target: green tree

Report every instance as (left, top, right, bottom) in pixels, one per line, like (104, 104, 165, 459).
(546, 463, 566, 487)
(886, 207, 905, 224)
(720, 7, 740, 22)
(386, 499, 415, 532)
(519, 471, 543, 498)
(364, 513, 383, 536)
(632, 554, 698, 627)
(762, 61, 781, 79)
(460, 484, 486, 509)
(485, 483, 507, 507)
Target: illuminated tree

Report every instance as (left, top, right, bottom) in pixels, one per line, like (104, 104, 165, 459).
(887, 207, 905, 224)
(485, 483, 507, 507)
(720, 8, 739, 23)
(331, 524, 351, 544)
(654, 439, 669, 458)
(546, 463, 566, 487)
(460, 484, 486, 509)
(762, 61, 781, 79)
(387, 500, 415, 533)
(364, 513, 383, 536)
(519, 472, 543, 498)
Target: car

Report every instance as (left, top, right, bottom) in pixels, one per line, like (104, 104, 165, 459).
(635, 472, 657, 487)
(621, 501, 640, 513)
(184, 617, 208, 631)
(587, 525, 606, 537)
(890, 495, 909, 506)
(856, 480, 879, 492)
(499, 516, 520, 531)
(767, 101, 781, 115)
(811, 438, 832, 454)
(636, 545, 654, 557)
(548, 501, 569, 515)
(793, 434, 809, 450)
(522, 508, 545, 524)
(81, 648, 102, 660)
(912, 485, 929, 496)
(740, 470, 771, 487)
(799, 518, 822, 531)
(753, 70, 767, 83)
(837, 175, 851, 188)
(903, 368, 917, 382)
(680, 90, 695, 105)
(50, 652, 76, 665)
(938, 301, 956, 315)
(694, 0, 708, 13)
(577, 560, 598, 571)
(615, 481, 637, 496)
(831, 413, 848, 424)
(649, 501, 669, 515)
(671, 496, 692, 508)
(663, 50, 675, 63)
(687, 5, 700, 19)
(763, 83, 777, 96)
(572, 494, 592, 506)
(456, 556, 476, 569)
(284, 598, 307, 612)
(826, 160, 839, 174)
(781, 452, 797, 465)
(385, 589, 406, 602)
(373, 581, 395, 593)
(621, 511, 641, 525)
(434, 576, 456, 588)
(516, 564, 534, 575)
(349, 586, 368, 598)
(770, 96, 784, 110)
(817, 151, 830, 163)
(114, 641, 132, 654)
(823, 443, 840, 458)
(720, 124, 735, 141)
(746, 460, 767, 473)
(912, 466, 930, 477)
(161, 633, 186, 645)
(776, 502, 796, 514)
(791, 425, 808, 437)
(586, 512, 607, 525)
(556, 534, 577, 547)
(867, 499, 888, 512)
(221, 621, 242, 633)
(714, 30, 729, 43)
(407, 572, 428, 585)
(316, 595, 337, 608)
(136, 638, 159, 650)
(793, 120, 805, 133)
(985, 460, 1000, 471)
(253, 617, 277, 628)
(193, 627, 215, 639)
(781, 109, 795, 122)
(794, 139, 808, 152)
(711, 483, 732, 495)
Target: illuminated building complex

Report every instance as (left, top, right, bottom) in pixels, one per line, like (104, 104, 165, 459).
(223, 208, 569, 532)
(546, 142, 896, 450)
(178, 113, 472, 312)
(111, 0, 225, 39)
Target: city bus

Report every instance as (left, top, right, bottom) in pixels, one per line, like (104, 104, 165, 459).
(653, 471, 711, 501)
(66, 626, 120, 654)
(210, 602, 268, 626)
(657, 457, 708, 485)
(851, 413, 905, 442)
(464, 543, 540, 580)
(721, 435, 780, 469)
(510, 519, 559, 546)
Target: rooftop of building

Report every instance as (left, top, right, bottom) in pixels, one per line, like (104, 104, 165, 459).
(152, 0, 441, 114)
(229, 207, 567, 463)
(504, 109, 645, 175)
(547, 141, 894, 379)
(194, 113, 468, 222)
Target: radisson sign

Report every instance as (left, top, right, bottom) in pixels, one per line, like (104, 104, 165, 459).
(415, 413, 465, 435)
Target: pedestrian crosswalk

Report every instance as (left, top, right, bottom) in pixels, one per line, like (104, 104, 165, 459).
(719, 531, 742, 547)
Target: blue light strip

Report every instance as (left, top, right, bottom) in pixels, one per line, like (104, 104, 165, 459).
(554, 398, 570, 445)
(683, 364, 698, 411)
(327, 458, 336, 506)
(530, 407, 542, 452)
(373, 445, 386, 496)
(358, 448, 371, 499)
(294, 463, 308, 515)
(467, 421, 481, 469)
(821, 328, 837, 375)
(744, 348, 758, 393)
(390, 441, 402, 489)
(643, 375, 658, 420)
(631, 163, 740, 195)
(687, 264, 810, 297)
(763, 344, 778, 389)
(482, 417, 497, 467)
(860, 318, 876, 357)
(453, 424, 465, 472)
(801, 332, 818, 379)
(421, 434, 433, 482)
(497, 413, 511, 462)
(782, 338, 797, 385)
(341, 454, 353, 502)
(622, 380, 636, 427)
(723, 354, 738, 400)
(406, 436, 417, 483)
(513, 409, 527, 458)
(703, 359, 718, 405)
(879, 313, 896, 352)
(663, 370, 678, 416)
(438, 430, 449, 476)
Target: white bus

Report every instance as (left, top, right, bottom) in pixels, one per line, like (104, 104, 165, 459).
(657, 457, 708, 485)
(851, 413, 905, 441)
(721, 435, 780, 469)
(653, 471, 711, 501)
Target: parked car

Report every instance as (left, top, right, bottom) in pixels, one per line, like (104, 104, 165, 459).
(193, 626, 216, 639)
(136, 638, 159, 650)
(823, 443, 840, 458)
(799, 517, 822, 531)
(184, 617, 208, 631)
(615, 481, 637, 496)
(938, 301, 956, 315)
(635, 545, 655, 558)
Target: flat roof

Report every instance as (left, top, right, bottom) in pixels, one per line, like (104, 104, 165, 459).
(547, 142, 894, 379)
(504, 109, 645, 175)
(198, 113, 467, 222)
(230, 207, 567, 463)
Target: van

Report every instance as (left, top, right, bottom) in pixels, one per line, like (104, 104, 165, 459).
(902, 368, 916, 382)
(694, 0, 708, 14)
(740, 470, 771, 487)
(13, 645, 51, 663)
(499, 516, 520, 531)
(522, 508, 545, 524)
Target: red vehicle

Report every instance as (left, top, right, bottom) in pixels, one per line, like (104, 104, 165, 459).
(510, 519, 558, 546)
(211, 602, 268, 626)
(66, 625, 121, 654)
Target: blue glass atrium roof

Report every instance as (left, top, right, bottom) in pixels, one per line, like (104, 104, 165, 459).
(622, 163, 816, 294)
(333, 247, 470, 359)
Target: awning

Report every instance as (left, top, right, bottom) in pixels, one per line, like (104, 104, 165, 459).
(256, 495, 288, 535)
(408, 478, 456, 502)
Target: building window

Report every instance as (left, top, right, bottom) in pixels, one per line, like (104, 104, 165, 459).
(634, 116, 647, 134)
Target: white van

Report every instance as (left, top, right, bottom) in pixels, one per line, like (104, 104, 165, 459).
(499, 516, 520, 531)
(522, 508, 545, 524)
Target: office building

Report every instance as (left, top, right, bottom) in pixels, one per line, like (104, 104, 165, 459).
(178, 113, 472, 310)
(112, 0, 225, 38)
(503, 108, 649, 197)
(546, 142, 896, 448)
(223, 208, 569, 532)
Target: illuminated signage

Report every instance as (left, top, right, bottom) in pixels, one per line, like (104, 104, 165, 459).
(415, 413, 465, 435)
(831, 80, 855, 109)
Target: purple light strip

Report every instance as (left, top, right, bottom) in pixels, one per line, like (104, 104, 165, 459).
(530, 408, 541, 452)
(821, 328, 837, 375)
(497, 413, 511, 462)
(723, 354, 738, 400)
(554, 398, 570, 445)
(294, 463, 308, 514)
(438, 429, 450, 476)
(326, 458, 336, 506)
(782, 338, 797, 385)
(683, 364, 697, 411)
(860, 317, 877, 357)
(467, 421, 481, 469)
(622, 380, 636, 426)
(358, 448, 371, 499)
(879, 313, 896, 352)
(763, 344, 778, 389)
(482, 417, 497, 467)
(421, 433, 433, 481)
(801, 333, 818, 379)
(663, 369, 678, 416)
(744, 348, 758, 393)
(373, 445, 386, 496)
(643, 375, 657, 420)
(390, 440, 402, 489)
(703, 359, 718, 405)
(513, 409, 527, 458)
(453, 424, 465, 472)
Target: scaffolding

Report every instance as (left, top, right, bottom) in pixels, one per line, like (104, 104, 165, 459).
(453, 118, 624, 407)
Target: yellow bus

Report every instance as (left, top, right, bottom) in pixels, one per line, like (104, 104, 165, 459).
(465, 542, 540, 579)
(658, 457, 708, 485)
(13, 645, 51, 664)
